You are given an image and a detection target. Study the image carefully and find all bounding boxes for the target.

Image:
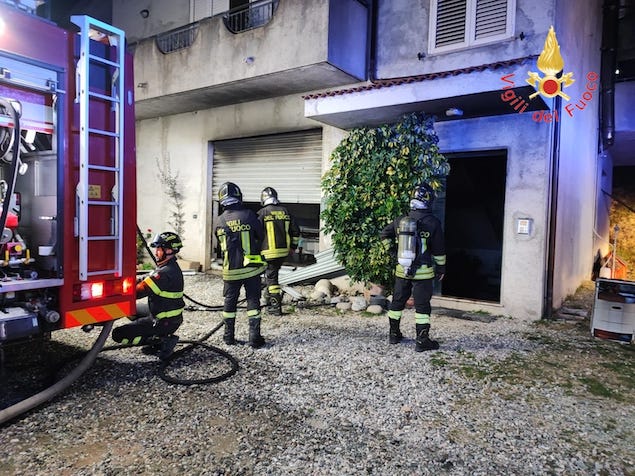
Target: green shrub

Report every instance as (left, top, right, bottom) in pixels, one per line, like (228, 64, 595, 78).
(321, 113, 449, 288)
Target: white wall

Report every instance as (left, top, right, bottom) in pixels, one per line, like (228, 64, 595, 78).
(431, 114, 552, 320)
(549, 0, 603, 307)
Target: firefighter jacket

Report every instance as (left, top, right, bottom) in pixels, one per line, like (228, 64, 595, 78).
(257, 203, 300, 260)
(215, 203, 266, 280)
(380, 209, 446, 280)
(136, 255, 185, 319)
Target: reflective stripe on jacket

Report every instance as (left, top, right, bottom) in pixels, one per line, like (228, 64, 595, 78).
(216, 204, 266, 281)
(257, 204, 300, 260)
(136, 256, 185, 319)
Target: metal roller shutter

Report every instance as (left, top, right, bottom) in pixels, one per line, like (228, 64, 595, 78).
(212, 129, 323, 204)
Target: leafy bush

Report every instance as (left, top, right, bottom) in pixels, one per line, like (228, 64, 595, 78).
(321, 113, 450, 288)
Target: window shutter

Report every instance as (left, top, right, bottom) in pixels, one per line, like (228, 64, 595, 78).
(475, 0, 508, 40)
(435, 0, 467, 48)
(191, 0, 211, 22)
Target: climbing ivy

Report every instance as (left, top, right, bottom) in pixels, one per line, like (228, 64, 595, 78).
(321, 112, 450, 288)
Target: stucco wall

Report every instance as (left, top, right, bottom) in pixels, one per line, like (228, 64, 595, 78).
(375, 0, 556, 78)
(549, 0, 603, 308)
(135, 93, 319, 269)
(113, 0, 190, 43)
(132, 0, 332, 103)
(433, 114, 552, 320)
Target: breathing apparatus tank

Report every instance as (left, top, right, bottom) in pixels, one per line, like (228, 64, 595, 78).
(397, 216, 418, 276)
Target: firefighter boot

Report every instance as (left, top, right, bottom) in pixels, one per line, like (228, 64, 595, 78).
(141, 336, 162, 355)
(268, 293, 282, 316)
(223, 318, 237, 345)
(158, 335, 179, 361)
(248, 318, 266, 349)
(415, 323, 439, 352)
(389, 317, 403, 344)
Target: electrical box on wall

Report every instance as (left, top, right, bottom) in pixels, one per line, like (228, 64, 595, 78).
(516, 218, 532, 235)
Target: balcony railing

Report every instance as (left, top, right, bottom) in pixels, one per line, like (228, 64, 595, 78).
(223, 0, 279, 34)
(156, 23, 199, 54)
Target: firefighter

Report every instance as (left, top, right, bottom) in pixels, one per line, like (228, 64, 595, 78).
(257, 187, 300, 315)
(380, 183, 446, 352)
(112, 231, 184, 360)
(215, 182, 267, 348)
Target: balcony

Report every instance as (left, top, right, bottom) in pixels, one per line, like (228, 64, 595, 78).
(223, 0, 279, 34)
(132, 0, 368, 120)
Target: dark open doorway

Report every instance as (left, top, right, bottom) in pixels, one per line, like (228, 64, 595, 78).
(440, 151, 507, 302)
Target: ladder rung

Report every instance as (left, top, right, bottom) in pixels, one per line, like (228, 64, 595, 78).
(87, 235, 118, 241)
(87, 201, 119, 206)
(88, 128, 119, 138)
(88, 54, 120, 68)
(88, 164, 119, 172)
(88, 91, 118, 102)
(87, 269, 119, 277)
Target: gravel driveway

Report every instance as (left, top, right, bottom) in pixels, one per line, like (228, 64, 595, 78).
(1, 273, 634, 475)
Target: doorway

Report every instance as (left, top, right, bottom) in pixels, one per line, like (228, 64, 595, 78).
(440, 151, 507, 302)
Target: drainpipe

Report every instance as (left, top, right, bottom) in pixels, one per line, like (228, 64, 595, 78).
(367, 0, 378, 82)
(600, 0, 619, 148)
(544, 95, 562, 319)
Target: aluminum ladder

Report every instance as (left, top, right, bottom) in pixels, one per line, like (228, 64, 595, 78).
(71, 15, 126, 281)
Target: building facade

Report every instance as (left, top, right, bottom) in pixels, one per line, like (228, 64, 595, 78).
(105, 0, 633, 319)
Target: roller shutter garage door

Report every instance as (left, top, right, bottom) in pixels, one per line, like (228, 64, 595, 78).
(212, 129, 322, 204)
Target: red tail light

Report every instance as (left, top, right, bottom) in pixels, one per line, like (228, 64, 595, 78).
(73, 277, 135, 302)
(122, 277, 134, 295)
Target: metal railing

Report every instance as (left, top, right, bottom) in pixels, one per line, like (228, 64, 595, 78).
(156, 23, 199, 54)
(223, 0, 279, 34)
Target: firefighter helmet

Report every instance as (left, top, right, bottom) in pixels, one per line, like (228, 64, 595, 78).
(260, 187, 279, 206)
(218, 182, 242, 206)
(411, 183, 435, 209)
(150, 231, 183, 253)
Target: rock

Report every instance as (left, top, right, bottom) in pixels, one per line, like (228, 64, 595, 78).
(351, 296, 367, 311)
(336, 302, 352, 311)
(310, 290, 326, 301)
(330, 275, 366, 295)
(366, 304, 384, 314)
(315, 279, 334, 297)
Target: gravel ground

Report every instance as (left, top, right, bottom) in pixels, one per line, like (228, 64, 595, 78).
(1, 273, 634, 476)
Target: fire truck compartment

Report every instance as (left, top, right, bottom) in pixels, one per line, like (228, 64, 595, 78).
(0, 306, 39, 341)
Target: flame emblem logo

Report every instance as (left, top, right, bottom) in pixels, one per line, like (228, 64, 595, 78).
(526, 26, 575, 100)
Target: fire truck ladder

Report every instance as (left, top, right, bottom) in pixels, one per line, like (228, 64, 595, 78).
(71, 15, 126, 281)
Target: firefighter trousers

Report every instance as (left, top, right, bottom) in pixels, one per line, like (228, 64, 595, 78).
(223, 275, 261, 314)
(112, 315, 183, 346)
(390, 277, 433, 315)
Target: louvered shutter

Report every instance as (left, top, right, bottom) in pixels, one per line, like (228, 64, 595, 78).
(191, 0, 211, 22)
(434, 0, 467, 49)
(430, 0, 514, 52)
(475, 0, 508, 40)
(212, 130, 323, 205)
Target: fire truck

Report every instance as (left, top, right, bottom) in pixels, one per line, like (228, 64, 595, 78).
(0, 3, 137, 345)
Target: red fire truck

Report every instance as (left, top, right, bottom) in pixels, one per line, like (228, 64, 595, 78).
(0, 3, 137, 345)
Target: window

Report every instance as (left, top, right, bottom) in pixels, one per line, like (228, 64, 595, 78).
(429, 0, 515, 53)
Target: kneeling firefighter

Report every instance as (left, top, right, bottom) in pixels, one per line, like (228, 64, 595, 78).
(112, 231, 185, 360)
(380, 183, 446, 352)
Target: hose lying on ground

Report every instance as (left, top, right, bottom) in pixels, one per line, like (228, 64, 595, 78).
(0, 321, 113, 426)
